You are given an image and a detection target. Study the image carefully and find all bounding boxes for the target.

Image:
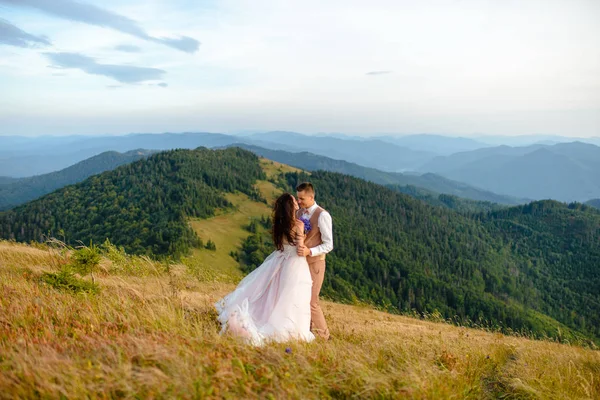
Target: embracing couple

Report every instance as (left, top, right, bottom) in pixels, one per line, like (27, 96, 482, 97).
(215, 182, 333, 345)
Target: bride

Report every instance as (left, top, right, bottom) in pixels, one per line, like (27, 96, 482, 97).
(215, 193, 315, 345)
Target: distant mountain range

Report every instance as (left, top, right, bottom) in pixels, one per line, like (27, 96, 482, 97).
(0, 150, 153, 211)
(0, 142, 523, 213)
(1, 132, 496, 177)
(0, 133, 238, 177)
(232, 144, 527, 205)
(3, 131, 430, 176)
(418, 141, 600, 202)
(586, 199, 600, 209)
(0, 177, 18, 185)
(373, 134, 490, 155)
(245, 131, 437, 172)
(471, 134, 600, 147)
(2, 132, 599, 203)
(309, 133, 600, 149)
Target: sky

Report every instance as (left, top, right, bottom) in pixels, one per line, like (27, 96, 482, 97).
(0, 0, 599, 137)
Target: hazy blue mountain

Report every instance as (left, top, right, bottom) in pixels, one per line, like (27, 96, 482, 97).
(247, 131, 437, 172)
(314, 133, 366, 141)
(472, 135, 600, 147)
(0, 150, 154, 210)
(550, 141, 600, 170)
(418, 142, 600, 202)
(0, 133, 240, 177)
(231, 144, 526, 205)
(5, 132, 598, 206)
(3, 131, 435, 176)
(0, 177, 18, 185)
(374, 134, 490, 155)
(0, 148, 124, 177)
(586, 199, 600, 209)
(419, 144, 546, 173)
(0, 135, 111, 158)
(1, 133, 237, 155)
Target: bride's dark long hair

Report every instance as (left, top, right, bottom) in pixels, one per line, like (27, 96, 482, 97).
(272, 193, 296, 251)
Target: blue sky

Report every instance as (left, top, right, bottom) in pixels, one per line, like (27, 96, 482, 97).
(0, 0, 599, 137)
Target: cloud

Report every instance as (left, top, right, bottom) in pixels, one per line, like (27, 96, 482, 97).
(44, 52, 165, 83)
(157, 36, 199, 53)
(366, 71, 392, 76)
(0, 18, 51, 48)
(157, 82, 168, 88)
(114, 44, 141, 53)
(0, 0, 200, 53)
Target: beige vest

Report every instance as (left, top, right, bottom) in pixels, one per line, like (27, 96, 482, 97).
(298, 206, 326, 263)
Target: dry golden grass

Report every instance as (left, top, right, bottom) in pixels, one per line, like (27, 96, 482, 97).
(259, 158, 303, 181)
(1, 240, 599, 399)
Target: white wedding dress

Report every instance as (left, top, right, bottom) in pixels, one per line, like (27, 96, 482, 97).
(215, 244, 315, 346)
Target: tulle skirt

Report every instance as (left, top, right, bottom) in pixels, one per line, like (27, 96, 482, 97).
(215, 245, 315, 346)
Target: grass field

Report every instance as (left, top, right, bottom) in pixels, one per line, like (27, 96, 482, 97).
(2, 159, 599, 399)
(1, 240, 599, 399)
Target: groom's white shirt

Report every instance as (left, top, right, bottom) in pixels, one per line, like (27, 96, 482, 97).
(305, 202, 333, 257)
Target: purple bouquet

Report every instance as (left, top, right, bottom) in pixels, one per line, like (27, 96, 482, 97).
(300, 215, 312, 234)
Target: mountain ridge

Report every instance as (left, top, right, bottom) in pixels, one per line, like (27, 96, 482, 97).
(244, 131, 438, 171)
(229, 143, 527, 205)
(373, 134, 490, 155)
(418, 142, 600, 202)
(586, 198, 600, 209)
(0, 149, 154, 211)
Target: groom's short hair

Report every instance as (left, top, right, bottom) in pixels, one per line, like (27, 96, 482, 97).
(296, 182, 315, 194)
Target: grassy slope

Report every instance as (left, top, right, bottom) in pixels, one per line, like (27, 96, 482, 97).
(1, 240, 599, 399)
(184, 159, 302, 282)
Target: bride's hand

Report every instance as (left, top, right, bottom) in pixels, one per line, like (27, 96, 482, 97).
(296, 245, 310, 257)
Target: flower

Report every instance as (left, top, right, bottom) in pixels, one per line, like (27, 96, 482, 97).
(285, 347, 292, 354)
(300, 216, 312, 233)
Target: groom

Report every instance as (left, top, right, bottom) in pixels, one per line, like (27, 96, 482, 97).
(296, 182, 333, 340)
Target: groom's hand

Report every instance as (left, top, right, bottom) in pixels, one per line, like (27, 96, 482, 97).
(297, 245, 311, 257)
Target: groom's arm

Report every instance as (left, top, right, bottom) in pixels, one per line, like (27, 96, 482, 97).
(310, 211, 333, 256)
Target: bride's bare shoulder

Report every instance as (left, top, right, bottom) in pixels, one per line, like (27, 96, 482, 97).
(293, 220, 304, 233)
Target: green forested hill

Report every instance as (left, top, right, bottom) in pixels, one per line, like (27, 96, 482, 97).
(244, 170, 600, 343)
(1, 148, 599, 344)
(479, 201, 600, 335)
(0, 148, 265, 257)
(0, 150, 154, 211)
(387, 184, 506, 213)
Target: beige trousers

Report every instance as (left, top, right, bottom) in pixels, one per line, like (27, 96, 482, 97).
(308, 259, 330, 340)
